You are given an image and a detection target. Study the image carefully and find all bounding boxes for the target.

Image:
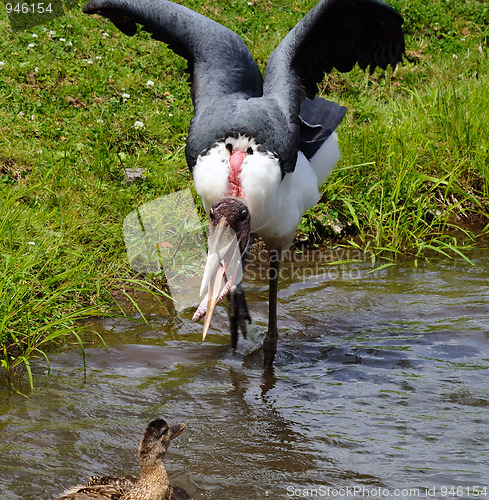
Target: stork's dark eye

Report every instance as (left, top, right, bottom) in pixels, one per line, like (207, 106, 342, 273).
(246, 147, 253, 155)
(209, 207, 215, 219)
(239, 208, 248, 221)
(225, 143, 233, 154)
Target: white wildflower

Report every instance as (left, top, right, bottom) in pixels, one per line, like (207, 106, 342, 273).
(59, 37, 66, 42)
(28, 241, 36, 246)
(121, 93, 130, 102)
(0, 61, 4, 69)
(168, 113, 173, 117)
(66, 41, 73, 47)
(32, 33, 38, 38)
(86, 59, 93, 64)
(146, 79, 155, 88)
(328, 218, 344, 235)
(102, 32, 110, 38)
(34, 67, 39, 73)
(96, 119, 103, 124)
(452, 54, 458, 59)
(95, 55, 102, 60)
(28, 43, 35, 50)
(49, 30, 56, 36)
(134, 120, 144, 129)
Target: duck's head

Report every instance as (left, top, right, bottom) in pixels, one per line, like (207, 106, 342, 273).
(138, 418, 186, 468)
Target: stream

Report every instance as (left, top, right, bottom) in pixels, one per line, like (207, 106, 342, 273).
(1, 246, 488, 499)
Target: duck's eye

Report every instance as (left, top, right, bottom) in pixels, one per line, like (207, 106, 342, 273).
(239, 208, 248, 221)
(156, 426, 169, 440)
(246, 147, 253, 155)
(225, 143, 233, 154)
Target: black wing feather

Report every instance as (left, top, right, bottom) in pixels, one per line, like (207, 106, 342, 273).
(299, 97, 347, 159)
(262, 0, 404, 171)
(264, 0, 404, 100)
(83, 0, 263, 106)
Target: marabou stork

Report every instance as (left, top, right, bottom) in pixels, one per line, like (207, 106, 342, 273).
(83, 0, 404, 368)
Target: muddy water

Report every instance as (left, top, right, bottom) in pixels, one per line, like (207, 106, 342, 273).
(1, 247, 489, 499)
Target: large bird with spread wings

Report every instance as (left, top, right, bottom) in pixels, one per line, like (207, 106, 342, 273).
(83, 0, 404, 368)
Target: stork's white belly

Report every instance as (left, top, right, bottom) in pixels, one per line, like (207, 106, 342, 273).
(250, 133, 340, 249)
(193, 133, 340, 250)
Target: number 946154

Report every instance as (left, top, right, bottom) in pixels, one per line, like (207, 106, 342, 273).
(5, 3, 53, 14)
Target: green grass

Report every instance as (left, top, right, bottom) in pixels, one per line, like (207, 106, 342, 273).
(0, 181, 170, 390)
(317, 75, 489, 259)
(0, 0, 488, 387)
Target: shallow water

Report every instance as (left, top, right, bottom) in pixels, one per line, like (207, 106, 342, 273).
(1, 246, 489, 499)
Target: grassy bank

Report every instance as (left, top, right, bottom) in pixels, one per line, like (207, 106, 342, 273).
(1, 0, 488, 387)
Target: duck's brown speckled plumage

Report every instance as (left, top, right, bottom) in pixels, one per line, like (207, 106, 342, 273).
(57, 419, 191, 500)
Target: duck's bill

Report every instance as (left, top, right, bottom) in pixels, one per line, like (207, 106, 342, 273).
(171, 423, 186, 439)
(193, 219, 243, 340)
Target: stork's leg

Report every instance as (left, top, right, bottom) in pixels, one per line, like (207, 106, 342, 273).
(228, 283, 251, 350)
(263, 250, 280, 369)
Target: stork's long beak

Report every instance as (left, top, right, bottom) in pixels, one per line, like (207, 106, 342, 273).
(197, 218, 243, 340)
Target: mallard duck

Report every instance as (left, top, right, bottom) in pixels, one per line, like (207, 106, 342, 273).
(57, 418, 191, 500)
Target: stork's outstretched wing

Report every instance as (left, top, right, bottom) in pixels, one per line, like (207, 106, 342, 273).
(82, 0, 263, 106)
(262, 0, 404, 170)
(265, 0, 404, 101)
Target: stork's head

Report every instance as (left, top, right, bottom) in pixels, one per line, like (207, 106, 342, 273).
(209, 197, 251, 253)
(195, 197, 251, 340)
